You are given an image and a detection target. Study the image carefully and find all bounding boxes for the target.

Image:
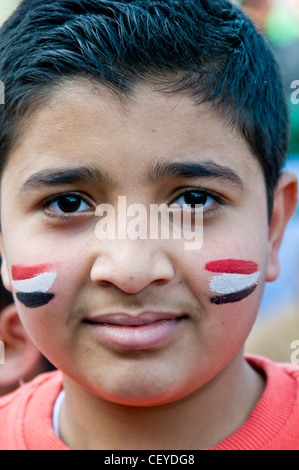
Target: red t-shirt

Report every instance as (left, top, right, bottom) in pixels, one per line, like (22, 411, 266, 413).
(0, 355, 299, 450)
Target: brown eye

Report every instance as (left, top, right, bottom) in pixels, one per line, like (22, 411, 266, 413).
(57, 196, 82, 213)
(173, 191, 216, 209)
(46, 194, 91, 214)
(181, 192, 210, 208)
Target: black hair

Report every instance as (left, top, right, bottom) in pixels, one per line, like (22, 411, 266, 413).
(0, 0, 289, 218)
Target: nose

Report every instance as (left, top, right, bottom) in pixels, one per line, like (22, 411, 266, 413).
(90, 239, 175, 294)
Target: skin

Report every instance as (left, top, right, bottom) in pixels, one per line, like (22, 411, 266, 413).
(0, 80, 297, 449)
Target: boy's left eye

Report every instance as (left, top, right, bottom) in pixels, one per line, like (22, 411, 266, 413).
(171, 190, 217, 209)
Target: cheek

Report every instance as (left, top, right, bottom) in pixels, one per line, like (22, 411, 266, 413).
(181, 240, 266, 310)
(9, 258, 86, 364)
(182, 247, 266, 361)
(11, 263, 57, 308)
(206, 259, 261, 305)
(8, 254, 87, 330)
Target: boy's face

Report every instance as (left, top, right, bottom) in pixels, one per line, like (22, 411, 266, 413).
(0, 81, 274, 405)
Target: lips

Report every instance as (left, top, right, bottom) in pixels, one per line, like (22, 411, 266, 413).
(84, 312, 186, 350)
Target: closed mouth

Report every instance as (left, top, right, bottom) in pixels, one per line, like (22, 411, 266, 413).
(84, 311, 188, 326)
(83, 312, 188, 350)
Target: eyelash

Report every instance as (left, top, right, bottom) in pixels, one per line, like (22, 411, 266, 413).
(170, 188, 224, 216)
(39, 188, 225, 223)
(40, 192, 94, 220)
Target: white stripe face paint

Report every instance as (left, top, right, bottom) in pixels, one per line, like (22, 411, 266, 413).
(11, 272, 57, 294)
(209, 272, 260, 295)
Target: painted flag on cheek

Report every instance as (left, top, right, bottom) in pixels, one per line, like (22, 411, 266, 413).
(11, 264, 57, 308)
(206, 259, 260, 305)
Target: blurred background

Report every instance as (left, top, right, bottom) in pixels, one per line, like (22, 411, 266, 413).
(233, 0, 299, 360)
(0, 0, 299, 360)
(0, 0, 20, 24)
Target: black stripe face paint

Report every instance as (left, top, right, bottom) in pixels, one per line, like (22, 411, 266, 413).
(16, 292, 55, 308)
(209, 284, 258, 305)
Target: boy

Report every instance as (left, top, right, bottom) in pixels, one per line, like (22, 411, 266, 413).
(0, 0, 297, 450)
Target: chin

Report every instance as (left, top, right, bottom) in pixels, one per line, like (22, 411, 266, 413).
(91, 376, 194, 408)
(101, 390, 182, 407)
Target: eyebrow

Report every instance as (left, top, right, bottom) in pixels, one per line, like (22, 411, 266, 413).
(20, 160, 243, 193)
(21, 165, 110, 192)
(148, 161, 243, 187)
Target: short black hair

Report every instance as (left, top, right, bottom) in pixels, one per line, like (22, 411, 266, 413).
(0, 0, 289, 218)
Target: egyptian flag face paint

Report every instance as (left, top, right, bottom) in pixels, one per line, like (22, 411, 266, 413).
(206, 259, 260, 305)
(11, 264, 57, 308)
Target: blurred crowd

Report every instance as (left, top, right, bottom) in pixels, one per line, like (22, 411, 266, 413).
(234, 0, 299, 362)
(240, 0, 299, 157)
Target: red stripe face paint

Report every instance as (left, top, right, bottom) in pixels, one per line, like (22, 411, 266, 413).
(205, 259, 258, 275)
(205, 259, 260, 304)
(11, 263, 58, 308)
(11, 263, 56, 280)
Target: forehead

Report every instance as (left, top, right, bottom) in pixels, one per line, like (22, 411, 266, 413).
(4, 80, 261, 186)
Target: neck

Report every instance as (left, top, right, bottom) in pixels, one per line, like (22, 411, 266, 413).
(59, 352, 265, 450)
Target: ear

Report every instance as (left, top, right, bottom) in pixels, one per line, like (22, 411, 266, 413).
(0, 303, 42, 395)
(266, 171, 298, 282)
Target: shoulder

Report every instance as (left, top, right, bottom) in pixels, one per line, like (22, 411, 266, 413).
(245, 308, 299, 362)
(212, 355, 299, 449)
(245, 353, 299, 397)
(244, 355, 299, 449)
(0, 371, 64, 450)
(0, 370, 62, 412)
(245, 353, 299, 381)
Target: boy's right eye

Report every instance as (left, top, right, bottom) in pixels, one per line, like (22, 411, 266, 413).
(49, 195, 89, 213)
(41, 192, 94, 217)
